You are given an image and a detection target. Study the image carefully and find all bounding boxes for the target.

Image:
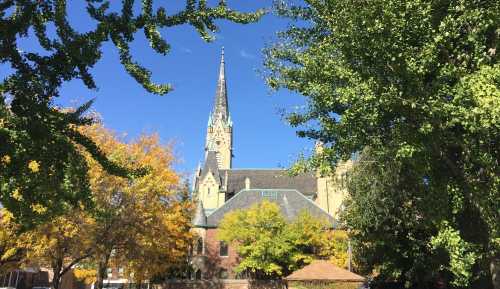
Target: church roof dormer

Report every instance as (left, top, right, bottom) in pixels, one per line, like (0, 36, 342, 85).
(211, 47, 229, 124)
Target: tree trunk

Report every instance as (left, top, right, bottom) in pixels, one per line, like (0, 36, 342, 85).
(95, 253, 111, 289)
(52, 261, 63, 289)
(492, 258, 500, 289)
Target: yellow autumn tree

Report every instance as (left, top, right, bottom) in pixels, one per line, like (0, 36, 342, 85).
(79, 123, 193, 288)
(20, 122, 192, 288)
(318, 230, 350, 269)
(0, 209, 23, 272)
(22, 210, 94, 289)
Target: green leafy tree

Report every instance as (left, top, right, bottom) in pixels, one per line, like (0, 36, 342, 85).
(0, 0, 263, 227)
(217, 200, 330, 279)
(265, 1, 499, 288)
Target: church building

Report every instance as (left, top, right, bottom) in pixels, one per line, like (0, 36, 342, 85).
(191, 49, 351, 279)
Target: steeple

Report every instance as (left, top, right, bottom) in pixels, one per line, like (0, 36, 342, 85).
(212, 47, 229, 122)
(204, 47, 233, 170)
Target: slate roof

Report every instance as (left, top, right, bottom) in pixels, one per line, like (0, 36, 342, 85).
(200, 151, 221, 185)
(285, 260, 365, 282)
(221, 169, 317, 197)
(205, 189, 336, 227)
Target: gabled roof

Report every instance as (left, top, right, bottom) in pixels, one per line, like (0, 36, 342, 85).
(221, 169, 317, 197)
(200, 151, 221, 185)
(285, 260, 365, 282)
(206, 189, 336, 227)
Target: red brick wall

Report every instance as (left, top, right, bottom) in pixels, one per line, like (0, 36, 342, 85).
(204, 228, 240, 278)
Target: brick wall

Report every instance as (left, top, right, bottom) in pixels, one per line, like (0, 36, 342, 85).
(203, 228, 240, 278)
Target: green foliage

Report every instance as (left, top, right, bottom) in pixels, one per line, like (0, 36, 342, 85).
(431, 222, 478, 287)
(217, 200, 331, 279)
(0, 1, 264, 227)
(266, 1, 499, 288)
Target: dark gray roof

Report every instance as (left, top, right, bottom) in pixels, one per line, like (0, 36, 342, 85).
(200, 151, 220, 185)
(221, 169, 317, 197)
(206, 189, 336, 227)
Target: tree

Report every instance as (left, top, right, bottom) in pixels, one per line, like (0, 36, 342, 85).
(218, 200, 330, 279)
(79, 123, 192, 289)
(22, 211, 94, 289)
(0, 1, 264, 226)
(0, 209, 23, 272)
(318, 230, 349, 270)
(266, 1, 499, 288)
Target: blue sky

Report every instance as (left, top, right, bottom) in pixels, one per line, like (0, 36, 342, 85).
(3, 1, 313, 179)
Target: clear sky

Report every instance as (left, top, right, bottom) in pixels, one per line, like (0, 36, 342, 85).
(3, 1, 313, 179)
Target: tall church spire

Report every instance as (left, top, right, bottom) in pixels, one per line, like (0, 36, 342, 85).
(204, 47, 233, 170)
(213, 47, 229, 121)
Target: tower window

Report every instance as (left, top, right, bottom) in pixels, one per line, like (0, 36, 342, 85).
(219, 241, 229, 257)
(196, 238, 204, 255)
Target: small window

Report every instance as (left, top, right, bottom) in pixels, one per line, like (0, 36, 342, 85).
(196, 238, 204, 255)
(261, 191, 277, 200)
(219, 241, 229, 257)
(207, 187, 210, 195)
(107, 268, 112, 278)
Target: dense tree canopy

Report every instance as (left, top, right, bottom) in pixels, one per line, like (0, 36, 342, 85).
(79, 123, 193, 289)
(218, 200, 336, 279)
(0, 0, 263, 227)
(4, 123, 191, 289)
(266, 1, 499, 288)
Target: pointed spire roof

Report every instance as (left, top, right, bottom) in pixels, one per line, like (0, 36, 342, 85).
(193, 201, 207, 227)
(212, 47, 229, 122)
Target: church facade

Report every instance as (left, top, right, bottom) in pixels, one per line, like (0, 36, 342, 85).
(190, 49, 351, 279)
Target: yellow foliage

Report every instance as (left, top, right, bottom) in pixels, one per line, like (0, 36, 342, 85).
(1, 155, 11, 164)
(319, 230, 349, 269)
(27, 160, 40, 172)
(0, 209, 23, 271)
(11, 188, 23, 201)
(74, 268, 97, 284)
(77, 123, 193, 282)
(30, 203, 47, 214)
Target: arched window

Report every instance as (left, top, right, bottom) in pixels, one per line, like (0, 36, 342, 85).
(196, 238, 204, 255)
(194, 269, 202, 280)
(219, 241, 229, 257)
